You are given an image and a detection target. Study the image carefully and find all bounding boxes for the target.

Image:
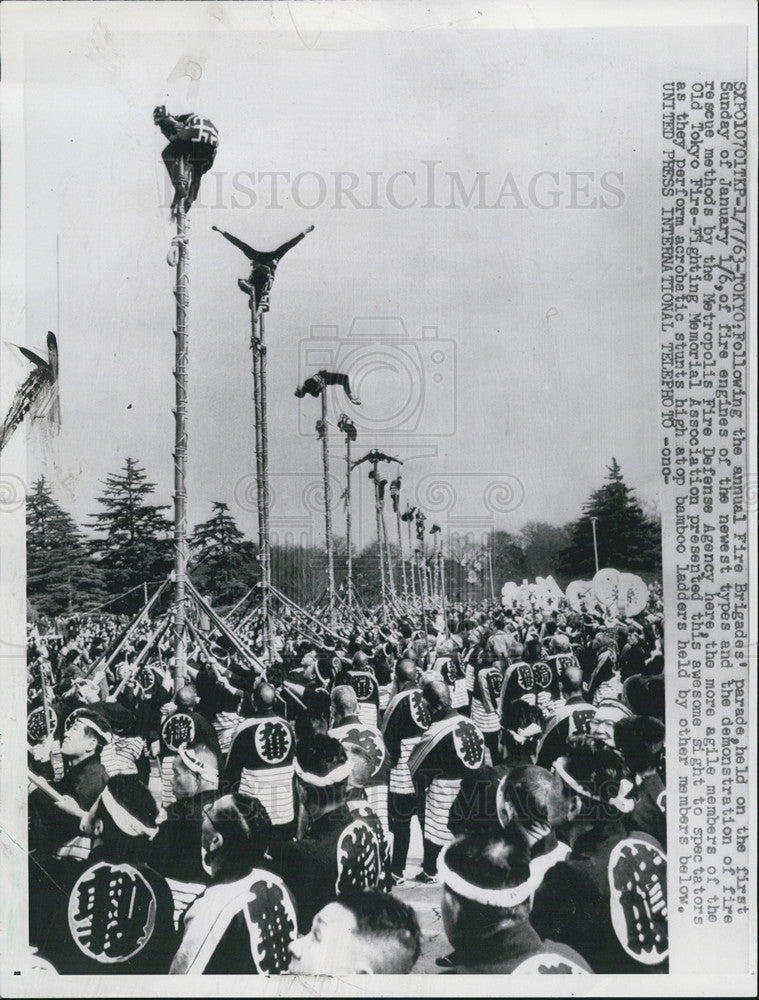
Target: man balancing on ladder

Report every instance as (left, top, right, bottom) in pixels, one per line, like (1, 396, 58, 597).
(211, 223, 315, 311)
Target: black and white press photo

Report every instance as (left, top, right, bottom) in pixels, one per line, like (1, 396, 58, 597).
(0, 1, 755, 994)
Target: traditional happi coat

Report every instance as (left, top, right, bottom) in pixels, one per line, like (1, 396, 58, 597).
(440, 922, 592, 975)
(531, 823, 668, 974)
(223, 711, 295, 827)
(270, 803, 383, 933)
(29, 754, 107, 863)
(148, 789, 217, 927)
(471, 663, 504, 734)
(335, 668, 381, 728)
(41, 857, 177, 974)
(535, 696, 596, 769)
(381, 686, 430, 796)
(436, 655, 469, 711)
(500, 659, 561, 721)
(408, 710, 486, 846)
(159, 709, 219, 807)
(329, 714, 390, 834)
(170, 867, 297, 974)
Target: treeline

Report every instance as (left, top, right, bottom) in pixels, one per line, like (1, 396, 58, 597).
(27, 457, 661, 618)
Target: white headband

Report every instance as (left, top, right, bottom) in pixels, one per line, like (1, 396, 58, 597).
(293, 758, 352, 787)
(68, 713, 113, 744)
(178, 743, 219, 786)
(438, 850, 537, 908)
(100, 786, 158, 839)
(553, 757, 635, 814)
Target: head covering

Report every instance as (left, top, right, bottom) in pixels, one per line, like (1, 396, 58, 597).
(438, 836, 537, 908)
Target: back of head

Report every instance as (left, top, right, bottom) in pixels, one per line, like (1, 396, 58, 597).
(352, 650, 370, 671)
(395, 657, 418, 686)
(252, 681, 277, 714)
(208, 793, 272, 873)
(295, 735, 351, 811)
(560, 662, 584, 697)
(93, 773, 159, 864)
(331, 684, 359, 720)
(556, 734, 631, 820)
(508, 642, 524, 661)
(497, 764, 563, 841)
(550, 633, 570, 653)
(175, 684, 197, 710)
(339, 890, 421, 973)
(613, 715, 665, 776)
(422, 677, 451, 718)
(439, 829, 533, 950)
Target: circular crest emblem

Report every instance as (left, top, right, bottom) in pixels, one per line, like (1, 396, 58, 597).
(68, 862, 157, 964)
(254, 719, 293, 765)
(161, 712, 196, 752)
(608, 837, 668, 965)
(409, 690, 431, 730)
(243, 875, 297, 975)
(453, 718, 485, 769)
(336, 820, 382, 895)
(28, 705, 58, 744)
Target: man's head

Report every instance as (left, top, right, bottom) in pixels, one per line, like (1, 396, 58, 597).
(500, 701, 543, 760)
(559, 661, 584, 698)
(171, 742, 220, 800)
(439, 830, 534, 953)
(82, 774, 159, 864)
(331, 684, 359, 725)
(302, 686, 331, 735)
(613, 715, 665, 777)
(252, 681, 277, 715)
(549, 634, 571, 654)
(175, 684, 198, 711)
(294, 735, 351, 819)
(201, 794, 271, 879)
(61, 709, 112, 763)
(421, 677, 451, 722)
(507, 642, 524, 662)
(395, 657, 418, 687)
(497, 764, 565, 842)
(590, 699, 632, 745)
(352, 650, 371, 672)
(288, 891, 421, 975)
(552, 735, 632, 835)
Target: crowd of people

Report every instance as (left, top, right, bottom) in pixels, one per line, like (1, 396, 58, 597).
(27, 592, 667, 975)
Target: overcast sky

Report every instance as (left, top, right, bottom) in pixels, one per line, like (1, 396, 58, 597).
(12, 5, 744, 552)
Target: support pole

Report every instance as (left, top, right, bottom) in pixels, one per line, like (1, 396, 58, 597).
(345, 433, 353, 611)
(380, 502, 396, 598)
(395, 506, 408, 600)
(247, 286, 273, 663)
(172, 164, 189, 693)
(407, 517, 417, 601)
(590, 516, 600, 575)
(258, 311, 273, 658)
(416, 548, 431, 663)
(487, 540, 496, 602)
(439, 545, 449, 636)
(320, 391, 336, 622)
(373, 470, 387, 620)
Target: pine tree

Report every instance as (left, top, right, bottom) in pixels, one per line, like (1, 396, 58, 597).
(559, 458, 661, 579)
(89, 458, 173, 608)
(518, 521, 571, 583)
(491, 530, 528, 589)
(189, 501, 258, 608)
(27, 477, 106, 616)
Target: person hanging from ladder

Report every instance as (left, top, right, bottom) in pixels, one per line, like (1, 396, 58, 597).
(295, 369, 361, 406)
